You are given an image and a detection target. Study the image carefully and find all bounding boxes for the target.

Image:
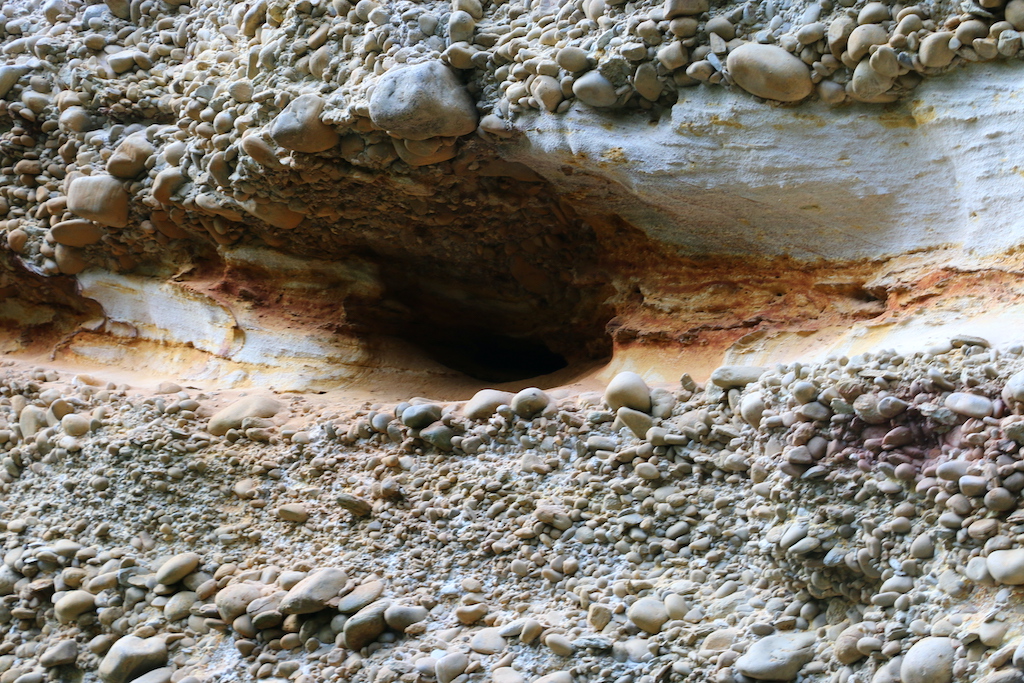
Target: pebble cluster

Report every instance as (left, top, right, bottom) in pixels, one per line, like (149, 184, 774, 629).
(0, 335, 1023, 682)
(0, 0, 1022, 287)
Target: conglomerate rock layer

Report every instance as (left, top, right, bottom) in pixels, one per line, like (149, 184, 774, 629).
(0, 0, 1024, 389)
(0, 342, 1021, 682)
(1, 0, 1024, 681)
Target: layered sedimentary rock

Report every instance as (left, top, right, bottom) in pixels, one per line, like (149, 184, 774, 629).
(0, 0, 1020, 387)
(0, 0, 1023, 681)
(0, 345, 1020, 682)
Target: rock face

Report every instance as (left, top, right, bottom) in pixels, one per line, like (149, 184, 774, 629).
(369, 62, 478, 140)
(2, 0, 1024, 682)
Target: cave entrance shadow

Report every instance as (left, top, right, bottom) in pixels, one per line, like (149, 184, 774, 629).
(403, 325, 570, 384)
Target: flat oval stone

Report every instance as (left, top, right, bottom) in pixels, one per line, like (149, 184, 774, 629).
(736, 631, 816, 680)
(97, 636, 167, 683)
(847, 23, 888, 60)
(401, 403, 442, 429)
(55, 590, 95, 623)
(163, 591, 197, 621)
(61, 413, 91, 436)
(741, 393, 766, 426)
(919, 31, 955, 68)
(534, 674, 573, 683)
(270, 94, 339, 153)
(67, 174, 129, 228)
(511, 387, 549, 418)
(107, 133, 154, 178)
(557, 46, 590, 72)
(51, 219, 102, 247)
(39, 639, 78, 668)
(491, 668, 525, 683)
(215, 583, 262, 621)
(279, 567, 347, 614)
(343, 599, 390, 650)
(208, 396, 282, 436)
(384, 603, 428, 632)
(944, 392, 992, 418)
(126, 669, 173, 683)
(850, 59, 894, 101)
(726, 43, 812, 102)
(155, 552, 200, 585)
(277, 503, 308, 523)
(420, 423, 455, 451)
(958, 474, 988, 497)
(337, 579, 384, 614)
(470, 627, 506, 654)
(711, 365, 767, 388)
(435, 652, 468, 683)
(1004, 369, 1024, 403)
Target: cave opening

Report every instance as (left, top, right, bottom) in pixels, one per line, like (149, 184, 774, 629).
(402, 324, 571, 383)
(340, 205, 617, 385)
(359, 270, 615, 385)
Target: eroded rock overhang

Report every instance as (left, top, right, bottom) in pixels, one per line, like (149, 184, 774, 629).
(0, 0, 1023, 393)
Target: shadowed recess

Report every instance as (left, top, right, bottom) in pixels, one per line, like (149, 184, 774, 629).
(400, 325, 569, 383)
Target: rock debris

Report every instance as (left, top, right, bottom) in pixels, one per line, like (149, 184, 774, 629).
(0, 338, 1014, 681)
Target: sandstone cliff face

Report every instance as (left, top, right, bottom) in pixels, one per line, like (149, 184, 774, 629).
(0, 0, 1021, 385)
(0, 1, 1024, 682)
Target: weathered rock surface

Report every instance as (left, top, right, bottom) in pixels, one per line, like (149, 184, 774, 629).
(0, 0, 1021, 681)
